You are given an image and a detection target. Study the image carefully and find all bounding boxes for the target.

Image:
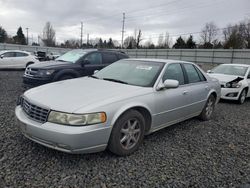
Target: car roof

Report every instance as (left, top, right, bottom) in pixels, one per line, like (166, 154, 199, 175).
(219, 63, 250, 67)
(0, 50, 30, 54)
(125, 58, 194, 64)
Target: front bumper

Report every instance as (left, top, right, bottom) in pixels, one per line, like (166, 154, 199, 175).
(15, 106, 112, 154)
(23, 75, 52, 88)
(221, 88, 241, 100)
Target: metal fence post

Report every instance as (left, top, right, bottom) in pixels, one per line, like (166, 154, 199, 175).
(212, 49, 215, 64)
(195, 49, 197, 63)
(166, 49, 169, 59)
(231, 49, 234, 64)
(180, 49, 182, 60)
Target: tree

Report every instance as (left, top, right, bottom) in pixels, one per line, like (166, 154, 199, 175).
(173, 36, 186, 49)
(97, 38, 103, 48)
(200, 22, 218, 48)
(42, 22, 56, 47)
(136, 29, 142, 48)
(107, 38, 115, 48)
(13, 27, 26, 45)
(0, 26, 7, 43)
(186, 35, 196, 48)
(157, 34, 164, 48)
(164, 32, 171, 48)
(124, 36, 136, 49)
(223, 25, 245, 49)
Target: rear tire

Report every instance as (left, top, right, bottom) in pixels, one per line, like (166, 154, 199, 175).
(108, 110, 145, 156)
(238, 89, 247, 104)
(199, 95, 216, 121)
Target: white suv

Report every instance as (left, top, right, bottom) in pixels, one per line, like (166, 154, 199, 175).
(0, 50, 39, 69)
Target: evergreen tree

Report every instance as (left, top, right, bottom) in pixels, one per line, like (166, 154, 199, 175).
(173, 36, 186, 49)
(0, 26, 7, 43)
(107, 38, 114, 48)
(13, 27, 26, 45)
(186, 35, 196, 48)
(97, 38, 103, 48)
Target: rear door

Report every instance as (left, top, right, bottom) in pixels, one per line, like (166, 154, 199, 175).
(102, 52, 119, 67)
(246, 68, 250, 97)
(182, 63, 209, 113)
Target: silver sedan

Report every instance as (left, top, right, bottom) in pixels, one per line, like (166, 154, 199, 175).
(15, 59, 221, 156)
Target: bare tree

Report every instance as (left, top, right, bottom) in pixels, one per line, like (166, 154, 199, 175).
(164, 32, 171, 48)
(42, 22, 56, 47)
(200, 22, 218, 45)
(157, 33, 164, 48)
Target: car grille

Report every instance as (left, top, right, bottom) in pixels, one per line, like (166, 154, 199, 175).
(21, 98, 50, 123)
(25, 67, 38, 77)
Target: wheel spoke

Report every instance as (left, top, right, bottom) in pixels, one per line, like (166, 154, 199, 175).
(121, 128, 129, 134)
(131, 120, 138, 129)
(120, 135, 128, 144)
(125, 137, 131, 148)
(133, 129, 140, 134)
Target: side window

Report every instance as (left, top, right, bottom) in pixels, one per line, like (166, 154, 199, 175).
(16, 52, 28, 57)
(162, 63, 185, 85)
(102, 52, 118, 64)
(183, 64, 202, 83)
(2, 52, 15, 57)
(195, 66, 206, 81)
(247, 70, 250, 79)
(84, 52, 102, 64)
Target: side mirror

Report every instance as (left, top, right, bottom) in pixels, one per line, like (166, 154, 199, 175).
(157, 79, 179, 91)
(207, 70, 212, 73)
(163, 79, 179, 88)
(0, 55, 4, 59)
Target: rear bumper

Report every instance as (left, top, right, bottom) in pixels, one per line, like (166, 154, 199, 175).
(15, 106, 112, 154)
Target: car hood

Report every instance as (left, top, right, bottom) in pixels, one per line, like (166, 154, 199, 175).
(29, 61, 73, 69)
(208, 73, 243, 83)
(24, 77, 151, 113)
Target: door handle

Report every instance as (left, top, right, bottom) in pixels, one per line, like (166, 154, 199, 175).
(183, 91, 188, 95)
(205, 86, 209, 90)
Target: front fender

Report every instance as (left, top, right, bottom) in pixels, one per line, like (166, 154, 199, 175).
(110, 102, 152, 127)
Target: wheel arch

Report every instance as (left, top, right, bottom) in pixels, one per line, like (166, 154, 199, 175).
(53, 69, 80, 81)
(26, 61, 34, 67)
(111, 104, 153, 135)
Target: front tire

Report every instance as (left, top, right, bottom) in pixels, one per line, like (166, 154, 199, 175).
(238, 89, 247, 104)
(199, 95, 216, 121)
(108, 110, 145, 156)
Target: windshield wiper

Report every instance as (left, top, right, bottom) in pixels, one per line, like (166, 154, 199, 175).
(88, 75, 99, 79)
(102, 78, 128, 84)
(56, 59, 68, 62)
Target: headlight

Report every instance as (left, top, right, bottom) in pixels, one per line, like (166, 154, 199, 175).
(38, 69, 55, 76)
(48, 111, 107, 126)
(225, 82, 242, 88)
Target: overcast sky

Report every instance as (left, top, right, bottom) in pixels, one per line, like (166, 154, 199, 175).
(0, 0, 249, 45)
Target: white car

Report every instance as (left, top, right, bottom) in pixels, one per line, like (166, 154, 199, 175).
(0, 50, 38, 69)
(208, 64, 250, 104)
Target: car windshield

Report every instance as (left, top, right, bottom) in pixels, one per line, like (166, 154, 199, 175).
(211, 65, 248, 77)
(55, 49, 87, 63)
(94, 60, 164, 87)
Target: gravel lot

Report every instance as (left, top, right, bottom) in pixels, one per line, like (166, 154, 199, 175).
(0, 70, 250, 188)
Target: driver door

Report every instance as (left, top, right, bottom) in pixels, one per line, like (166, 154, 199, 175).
(0, 52, 16, 68)
(154, 63, 192, 128)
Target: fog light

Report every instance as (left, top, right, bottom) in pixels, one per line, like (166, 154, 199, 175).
(226, 92, 238, 97)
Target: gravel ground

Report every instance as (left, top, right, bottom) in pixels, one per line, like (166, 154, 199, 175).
(0, 71, 250, 188)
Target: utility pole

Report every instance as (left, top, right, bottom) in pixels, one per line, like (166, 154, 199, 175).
(87, 33, 89, 47)
(121, 12, 125, 49)
(80, 22, 83, 48)
(26, 27, 29, 45)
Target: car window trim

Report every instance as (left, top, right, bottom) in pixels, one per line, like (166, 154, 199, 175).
(182, 63, 206, 84)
